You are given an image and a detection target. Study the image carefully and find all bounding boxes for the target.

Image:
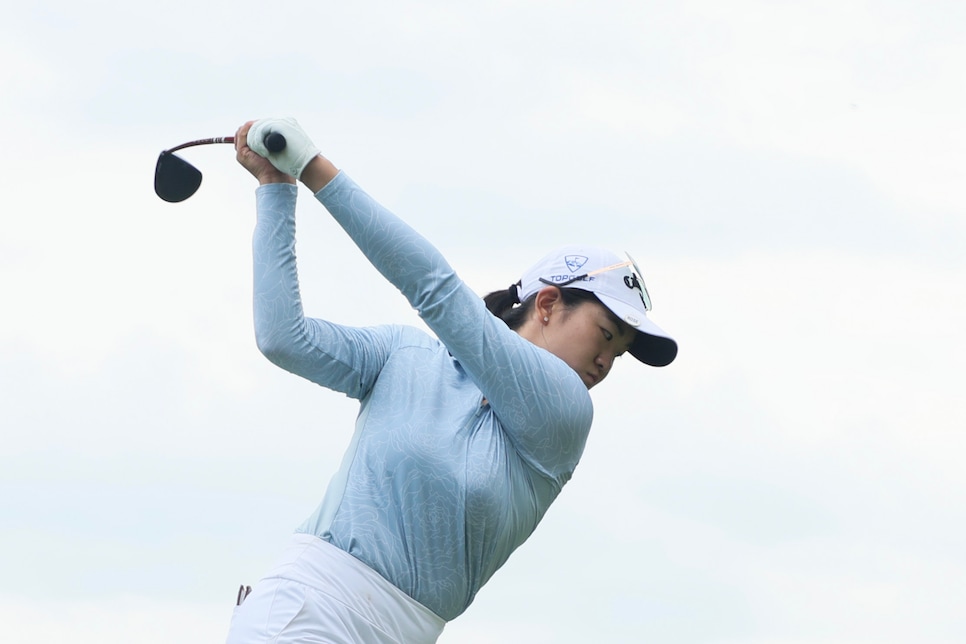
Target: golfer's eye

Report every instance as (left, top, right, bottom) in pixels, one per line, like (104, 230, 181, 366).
(601, 328, 613, 342)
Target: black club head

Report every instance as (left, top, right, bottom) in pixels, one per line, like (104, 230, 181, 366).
(154, 151, 203, 203)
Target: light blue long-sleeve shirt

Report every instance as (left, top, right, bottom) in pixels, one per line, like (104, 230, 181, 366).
(252, 174, 593, 620)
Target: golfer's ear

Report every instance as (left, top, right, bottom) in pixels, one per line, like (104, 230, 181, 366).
(534, 286, 562, 321)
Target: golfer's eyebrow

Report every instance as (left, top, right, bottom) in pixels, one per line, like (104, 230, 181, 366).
(604, 310, 628, 336)
(604, 309, 639, 351)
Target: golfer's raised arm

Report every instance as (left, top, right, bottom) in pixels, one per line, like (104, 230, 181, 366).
(250, 183, 394, 399)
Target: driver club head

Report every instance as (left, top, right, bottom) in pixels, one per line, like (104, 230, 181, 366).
(154, 151, 203, 203)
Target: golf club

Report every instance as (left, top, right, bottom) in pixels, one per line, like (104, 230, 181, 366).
(154, 132, 287, 203)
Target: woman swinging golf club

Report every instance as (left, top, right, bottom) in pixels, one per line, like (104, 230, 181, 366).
(226, 118, 677, 643)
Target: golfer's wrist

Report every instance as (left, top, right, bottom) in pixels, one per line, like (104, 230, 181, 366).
(259, 172, 295, 186)
(300, 155, 338, 193)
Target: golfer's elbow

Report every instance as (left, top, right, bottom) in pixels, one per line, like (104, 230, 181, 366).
(254, 323, 300, 368)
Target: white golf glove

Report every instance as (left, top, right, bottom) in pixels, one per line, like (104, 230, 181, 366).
(248, 117, 321, 180)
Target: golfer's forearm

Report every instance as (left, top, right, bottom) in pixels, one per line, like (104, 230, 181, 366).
(300, 155, 339, 193)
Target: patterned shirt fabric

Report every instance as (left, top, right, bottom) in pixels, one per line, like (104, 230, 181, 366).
(252, 174, 593, 621)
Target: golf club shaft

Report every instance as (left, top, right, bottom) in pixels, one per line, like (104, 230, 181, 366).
(163, 132, 287, 155)
(164, 137, 234, 154)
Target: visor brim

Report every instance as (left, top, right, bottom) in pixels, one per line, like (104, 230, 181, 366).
(595, 292, 678, 367)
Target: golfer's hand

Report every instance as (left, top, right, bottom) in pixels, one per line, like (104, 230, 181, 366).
(235, 121, 295, 185)
(247, 117, 321, 180)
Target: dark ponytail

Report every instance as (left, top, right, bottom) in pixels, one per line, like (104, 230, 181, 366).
(484, 282, 535, 330)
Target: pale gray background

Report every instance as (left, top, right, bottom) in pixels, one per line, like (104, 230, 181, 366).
(2, 1, 964, 642)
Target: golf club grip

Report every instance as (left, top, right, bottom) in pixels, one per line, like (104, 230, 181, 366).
(264, 132, 287, 153)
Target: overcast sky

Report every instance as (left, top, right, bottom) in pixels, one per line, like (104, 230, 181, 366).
(2, 1, 965, 642)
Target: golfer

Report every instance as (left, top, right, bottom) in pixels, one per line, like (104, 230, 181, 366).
(226, 118, 677, 643)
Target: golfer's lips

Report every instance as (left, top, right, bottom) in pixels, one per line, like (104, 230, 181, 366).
(584, 371, 600, 387)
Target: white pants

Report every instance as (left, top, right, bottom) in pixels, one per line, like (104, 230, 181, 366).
(226, 534, 446, 644)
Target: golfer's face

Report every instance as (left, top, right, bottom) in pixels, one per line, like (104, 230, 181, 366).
(547, 301, 633, 389)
